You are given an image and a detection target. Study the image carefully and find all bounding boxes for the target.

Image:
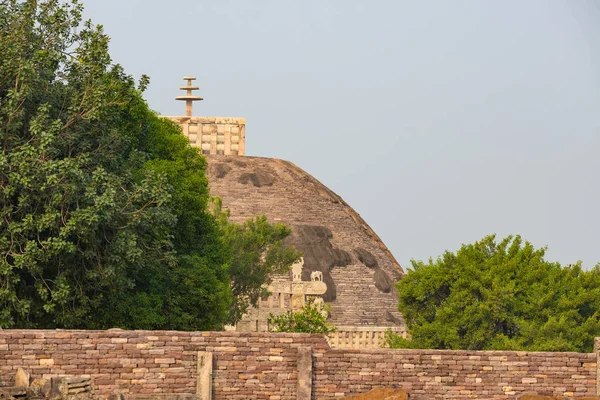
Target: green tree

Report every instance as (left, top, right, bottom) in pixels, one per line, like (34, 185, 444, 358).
(0, 0, 234, 329)
(212, 198, 301, 323)
(268, 300, 336, 335)
(90, 115, 233, 331)
(0, 0, 300, 330)
(389, 235, 600, 352)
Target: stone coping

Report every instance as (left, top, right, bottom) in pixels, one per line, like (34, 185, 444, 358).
(335, 326, 404, 332)
(164, 116, 245, 124)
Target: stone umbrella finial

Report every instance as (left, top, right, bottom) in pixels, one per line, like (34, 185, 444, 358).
(175, 76, 203, 117)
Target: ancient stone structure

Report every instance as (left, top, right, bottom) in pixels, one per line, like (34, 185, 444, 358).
(165, 117, 245, 156)
(0, 367, 95, 400)
(168, 77, 245, 156)
(175, 77, 203, 117)
(0, 329, 598, 399)
(165, 78, 405, 337)
(236, 258, 328, 332)
(205, 156, 405, 330)
(328, 326, 405, 350)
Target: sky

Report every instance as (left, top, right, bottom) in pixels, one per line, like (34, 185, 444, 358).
(83, 1, 600, 270)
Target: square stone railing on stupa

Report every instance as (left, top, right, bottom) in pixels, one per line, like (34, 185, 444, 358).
(166, 116, 245, 155)
(165, 76, 245, 155)
(328, 326, 407, 349)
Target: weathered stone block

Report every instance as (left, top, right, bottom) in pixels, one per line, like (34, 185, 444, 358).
(14, 368, 30, 388)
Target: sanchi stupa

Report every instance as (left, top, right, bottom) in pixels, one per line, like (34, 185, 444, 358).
(166, 77, 407, 348)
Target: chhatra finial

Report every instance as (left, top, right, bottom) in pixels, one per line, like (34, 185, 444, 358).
(175, 76, 203, 117)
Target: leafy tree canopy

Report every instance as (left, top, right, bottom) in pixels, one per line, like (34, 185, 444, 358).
(268, 300, 336, 335)
(0, 0, 298, 330)
(389, 235, 600, 352)
(213, 198, 301, 323)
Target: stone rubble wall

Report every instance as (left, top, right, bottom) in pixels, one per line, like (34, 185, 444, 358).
(0, 330, 597, 399)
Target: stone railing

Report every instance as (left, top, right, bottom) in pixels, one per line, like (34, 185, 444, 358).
(328, 326, 406, 349)
(166, 116, 245, 155)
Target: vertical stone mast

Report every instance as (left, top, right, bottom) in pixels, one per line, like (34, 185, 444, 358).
(175, 76, 203, 116)
(166, 76, 246, 155)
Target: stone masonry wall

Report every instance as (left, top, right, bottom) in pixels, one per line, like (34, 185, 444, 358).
(0, 330, 597, 399)
(0, 330, 328, 399)
(313, 348, 596, 399)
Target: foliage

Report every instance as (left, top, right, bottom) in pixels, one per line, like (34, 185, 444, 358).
(268, 300, 336, 335)
(0, 0, 301, 330)
(91, 116, 233, 331)
(0, 0, 234, 329)
(388, 235, 600, 352)
(383, 329, 420, 349)
(212, 198, 301, 323)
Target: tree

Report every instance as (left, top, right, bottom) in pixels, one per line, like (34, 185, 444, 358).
(0, 0, 300, 330)
(1, 0, 174, 328)
(0, 0, 227, 330)
(389, 235, 600, 352)
(268, 300, 336, 335)
(212, 198, 301, 323)
(89, 115, 233, 331)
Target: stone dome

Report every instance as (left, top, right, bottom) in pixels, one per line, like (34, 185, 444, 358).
(206, 155, 405, 327)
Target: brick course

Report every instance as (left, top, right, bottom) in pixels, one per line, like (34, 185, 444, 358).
(0, 330, 596, 399)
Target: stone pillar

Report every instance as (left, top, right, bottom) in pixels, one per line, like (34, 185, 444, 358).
(210, 128, 217, 155)
(297, 347, 312, 400)
(181, 121, 189, 141)
(224, 126, 232, 155)
(197, 351, 213, 400)
(279, 293, 285, 308)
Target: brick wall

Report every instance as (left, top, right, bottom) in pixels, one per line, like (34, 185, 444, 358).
(0, 330, 596, 399)
(313, 348, 596, 399)
(0, 330, 327, 399)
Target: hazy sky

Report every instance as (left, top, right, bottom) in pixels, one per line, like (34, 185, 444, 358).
(83, 1, 600, 270)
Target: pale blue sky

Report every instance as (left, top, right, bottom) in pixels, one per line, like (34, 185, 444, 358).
(84, 1, 599, 270)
